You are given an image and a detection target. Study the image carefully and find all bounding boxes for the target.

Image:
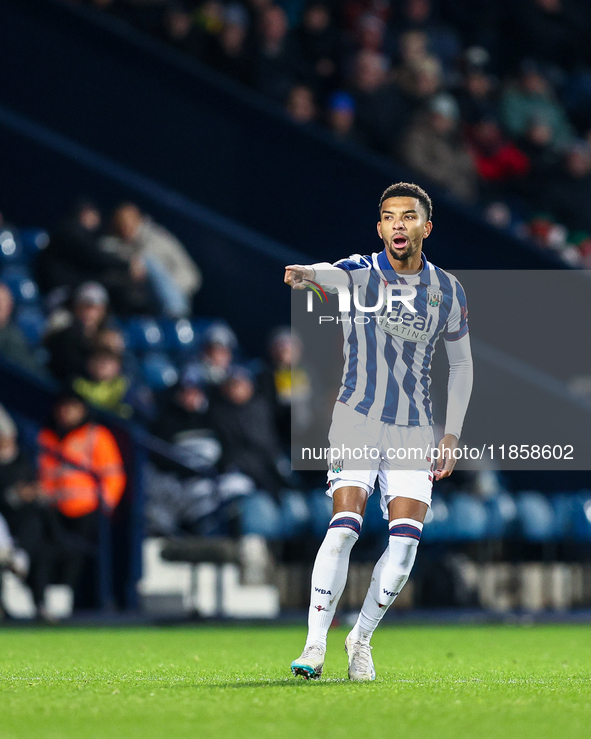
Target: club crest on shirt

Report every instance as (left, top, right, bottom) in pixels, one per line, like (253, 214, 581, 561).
(427, 287, 443, 308)
(329, 458, 343, 473)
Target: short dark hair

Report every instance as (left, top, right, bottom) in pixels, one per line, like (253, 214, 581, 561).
(379, 182, 433, 220)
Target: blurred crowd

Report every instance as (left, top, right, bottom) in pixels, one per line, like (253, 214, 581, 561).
(71, 0, 591, 266)
(0, 200, 316, 617)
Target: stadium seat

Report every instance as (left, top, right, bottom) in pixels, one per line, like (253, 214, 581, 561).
(160, 318, 199, 354)
(0, 228, 24, 265)
(421, 494, 452, 542)
(485, 491, 518, 538)
(307, 489, 332, 539)
(280, 490, 310, 538)
(124, 317, 164, 351)
(15, 305, 46, 345)
(18, 228, 49, 257)
(240, 492, 282, 539)
(141, 352, 178, 390)
(515, 491, 556, 542)
(1, 266, 39, 305)
(448, 493, 488, 541)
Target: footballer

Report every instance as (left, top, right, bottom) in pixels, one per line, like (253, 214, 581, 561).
(284, 182, 473, 681)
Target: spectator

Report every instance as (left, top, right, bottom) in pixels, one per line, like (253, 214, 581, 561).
(45, 282, 110, 383)
(72, 348, 135, 419)
(467, 118, 530, 196)
(38, 201, 150, 316)
(403, 93, 478, 202)
(500, 62, 574, 149)
(101, 203, 202, 318)
(258, 327, 312, 448)
(286, 84, 317, 123)
(182, 324, 237, 389)
(158, 1, 209, 59)
(0, 405, 51, 616)
(0, 283, 45, 376)
(515, 119, 562, 207)
(207, 3, 254, 86)
(343, 0, 391, 33)
(326, 91, 359, 142)
(146, 375, 253, 537)
(395, 0, 461, 75)
(37, 394, 126, 601)
(152, 374, 221, 473)
(0, 511, 29, 617)
(94, 326, 126, 357)
(355, 12, 389, 54)
(349, 50, 410, 156)
(296, 2, 340, 94)
(545, 142, 591, 235)
(455, 65, 498, 128)
(253, 5, 309, 102)
(210, 367, 292, 498)
(510, 0, 586, 73)
(395, 53, 443, 114)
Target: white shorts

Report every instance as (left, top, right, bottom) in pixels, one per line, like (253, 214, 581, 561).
(326, 401, 434, 518)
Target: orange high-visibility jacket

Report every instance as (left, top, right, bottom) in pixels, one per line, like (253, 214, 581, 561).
(38, 423, 127, 518)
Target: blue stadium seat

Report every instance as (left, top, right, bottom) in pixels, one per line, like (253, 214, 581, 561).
(160, 318, 199, 354)
(15, 306, 46, 345)
(307, 489, 332, 538)
(240, 492, 282, 539)
(124, 318, 164, 352)
(363, 488, 386, 535)
(485, 491, 518, 538)
(572, 491, 591, 542)
(280, 490, 310, 538)
(141, 352, 178, 390)
(421, 494, 452, 542)
(550, 493, 577, 540)
(0, 229, 24, 265)
(1, 266, 39, 305)
(19, 228, 49, 258)
(448, 493, 488, 541)
(515, 491, 556, 542)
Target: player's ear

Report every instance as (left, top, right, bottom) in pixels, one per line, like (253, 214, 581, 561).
(423, 220, 433, 239)
(376, 221, 382, 239)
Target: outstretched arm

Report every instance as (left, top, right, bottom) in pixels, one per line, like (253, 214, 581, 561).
(284, 262, 352, 291)
(434, 333, 473, 480)
(284, 264, 316, 289)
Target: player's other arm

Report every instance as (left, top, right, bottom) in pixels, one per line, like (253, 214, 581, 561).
(435, 280, 473, 479)
(434, 333, 473, 479)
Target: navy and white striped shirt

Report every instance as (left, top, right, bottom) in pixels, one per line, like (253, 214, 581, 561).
(316, 249, 468, 426)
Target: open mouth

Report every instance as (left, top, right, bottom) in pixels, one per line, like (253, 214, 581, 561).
(392, 236, 409, 249)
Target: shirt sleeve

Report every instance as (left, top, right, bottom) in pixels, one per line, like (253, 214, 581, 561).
(443, 278, 469, 341)
(443, 332, 473, 439)
(309, 255, 372, 293)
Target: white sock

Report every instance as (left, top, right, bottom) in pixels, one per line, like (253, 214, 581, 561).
(305, 511, 362, 649)
(350, 518, 422, 643)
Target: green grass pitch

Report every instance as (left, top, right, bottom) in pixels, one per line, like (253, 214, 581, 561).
(1, 624, 590, 739)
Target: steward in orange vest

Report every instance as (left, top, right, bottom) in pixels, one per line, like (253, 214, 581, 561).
(38, 394, 126, 518)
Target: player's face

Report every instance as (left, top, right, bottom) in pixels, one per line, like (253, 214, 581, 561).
(377, 196, 432, 267)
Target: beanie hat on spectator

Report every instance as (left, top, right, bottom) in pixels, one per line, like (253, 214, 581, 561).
(74, 281, 109, 306)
